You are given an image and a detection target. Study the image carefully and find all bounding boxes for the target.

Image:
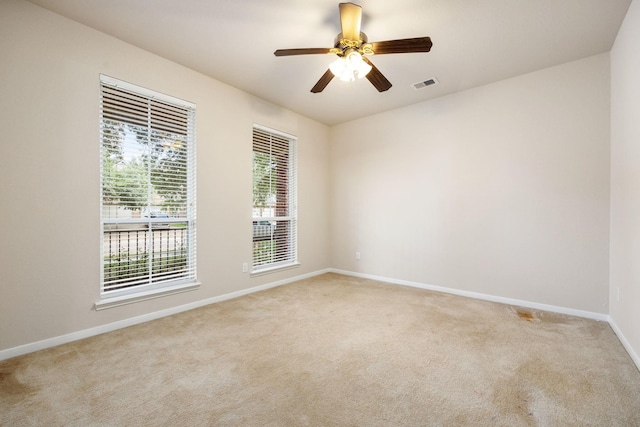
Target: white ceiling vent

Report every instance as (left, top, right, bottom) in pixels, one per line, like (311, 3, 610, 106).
(411, 78, 439, 90)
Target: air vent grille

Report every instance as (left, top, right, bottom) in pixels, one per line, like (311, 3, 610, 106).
(411, 78, 438, 90)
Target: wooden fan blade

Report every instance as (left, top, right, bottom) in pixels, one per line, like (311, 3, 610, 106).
(339, 3, 362, 41)
(274, 48, 333, 57)
(311, 69, 335, 93)
(370, 37, 432, 54)
(363, 57, 392, 92)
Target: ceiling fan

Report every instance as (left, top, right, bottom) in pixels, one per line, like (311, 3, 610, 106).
(274, 2, 432, 93)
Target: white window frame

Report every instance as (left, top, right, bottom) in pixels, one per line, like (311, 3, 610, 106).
(96, 75, 198, 309)
(251, 124, 298, 275)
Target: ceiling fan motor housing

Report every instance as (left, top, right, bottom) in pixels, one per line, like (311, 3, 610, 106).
(333, 32, 370, 57)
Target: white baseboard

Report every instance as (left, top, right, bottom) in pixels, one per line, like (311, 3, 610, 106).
(329, 268, 610, 322)
(4, 267, 638, 373)
(0, 268, 331, 361)
(608, 318, 640, 372)
(336, 267, 637, 372)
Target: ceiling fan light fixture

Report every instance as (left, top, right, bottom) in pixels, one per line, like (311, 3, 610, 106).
(274, 3, 431, 93)
(329, 50, 372, 82)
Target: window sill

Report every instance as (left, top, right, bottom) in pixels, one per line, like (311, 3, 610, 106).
(250, 262, 300, 277)
(95, 281, 200, 311)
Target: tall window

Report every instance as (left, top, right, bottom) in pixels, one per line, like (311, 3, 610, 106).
(252, 125, 297, 272)
(99, 75, 196, 298)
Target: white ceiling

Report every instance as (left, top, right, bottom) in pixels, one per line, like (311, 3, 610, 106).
(27, 0, 631, 126)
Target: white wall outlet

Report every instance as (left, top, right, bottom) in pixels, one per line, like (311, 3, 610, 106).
(242, 262, 248, 273)
(356, 251, 361, 260)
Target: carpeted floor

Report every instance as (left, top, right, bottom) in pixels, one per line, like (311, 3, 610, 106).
(2, 273, 640, 426)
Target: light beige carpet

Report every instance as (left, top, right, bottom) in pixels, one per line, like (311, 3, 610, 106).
(1, 273, 640, 426)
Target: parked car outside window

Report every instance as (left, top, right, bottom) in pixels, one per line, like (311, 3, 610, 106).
(146, 212, 170, 229)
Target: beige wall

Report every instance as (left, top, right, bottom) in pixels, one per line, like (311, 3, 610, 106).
(330, 54, 611, 314)
(0, 0, 330, 352)
(610, 0, 640, 364)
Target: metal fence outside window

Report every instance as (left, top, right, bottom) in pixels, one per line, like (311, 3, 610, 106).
(103, 225, 188, 291)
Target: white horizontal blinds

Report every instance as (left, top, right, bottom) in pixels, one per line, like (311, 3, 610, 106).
(100, 75, 196, 293)
(252, 126, 297, 270)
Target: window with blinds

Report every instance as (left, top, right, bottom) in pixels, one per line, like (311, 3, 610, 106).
(99, 75, 196, 296)
(252, 125, 298, 271)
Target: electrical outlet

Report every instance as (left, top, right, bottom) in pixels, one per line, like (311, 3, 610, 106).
(356, 251, 361, 260)
(242, 262, 248, 273)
